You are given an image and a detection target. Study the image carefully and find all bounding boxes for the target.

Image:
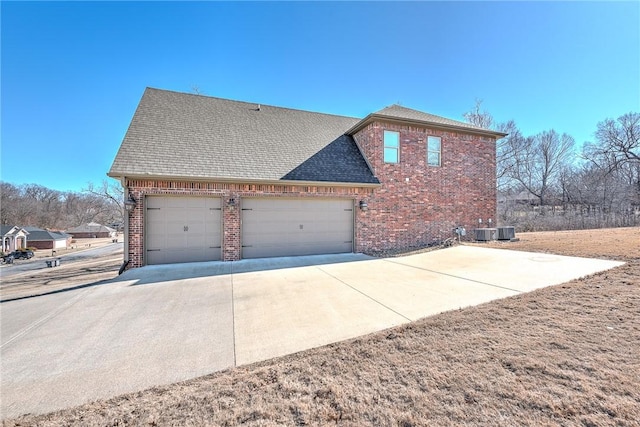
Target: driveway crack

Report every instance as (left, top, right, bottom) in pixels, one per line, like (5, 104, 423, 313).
(315, 266, 413, 322)
(383, 259, 523, 294)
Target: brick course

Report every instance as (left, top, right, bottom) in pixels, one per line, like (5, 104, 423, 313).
(353, 121, 496, 254)
(125, 179, 372, 267)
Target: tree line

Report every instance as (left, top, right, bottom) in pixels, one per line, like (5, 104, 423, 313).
(465, 101, 640, 231)
(0, 180, 123, 231)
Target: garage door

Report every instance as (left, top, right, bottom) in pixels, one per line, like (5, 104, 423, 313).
(146, 196, 222, 265)
(242, 198, 353, 259)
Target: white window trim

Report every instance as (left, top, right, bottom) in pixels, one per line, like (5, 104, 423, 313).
(383, 130, 400, 164)
(427, 135, 441, 167)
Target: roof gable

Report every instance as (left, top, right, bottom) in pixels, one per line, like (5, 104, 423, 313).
(109, 88, 379, 185)
(346, 104, 507, 138)
(1, 225, 28, 236)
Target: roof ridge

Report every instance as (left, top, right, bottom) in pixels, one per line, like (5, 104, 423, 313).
(373, 103, 495, 131)
(145, 87, 361, 121)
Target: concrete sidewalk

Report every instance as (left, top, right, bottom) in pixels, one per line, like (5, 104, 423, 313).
(0, 246, 624, 419)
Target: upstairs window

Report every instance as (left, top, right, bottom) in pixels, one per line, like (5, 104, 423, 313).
(427, 136, 441, 166)
(383, 130, 399, 163)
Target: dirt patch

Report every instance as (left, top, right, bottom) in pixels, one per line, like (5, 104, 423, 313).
(4, 228, 639, 426)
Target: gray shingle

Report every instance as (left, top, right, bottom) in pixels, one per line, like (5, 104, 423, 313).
(109, 89, 504, 185)
(346, 104, 507, 137)
(23, 227, 70, 241)
(109, 88, 379, 185)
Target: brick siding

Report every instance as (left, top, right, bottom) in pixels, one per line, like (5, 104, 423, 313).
(125, 122, 496, 267)
(353, 121, 497, 254)
(125, 180, 373, 267)
(26, 241, 54, 250)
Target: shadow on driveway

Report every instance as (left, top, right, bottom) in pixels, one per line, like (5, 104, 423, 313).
(1, 254, 373, 302)
(116, 253, 373, 286)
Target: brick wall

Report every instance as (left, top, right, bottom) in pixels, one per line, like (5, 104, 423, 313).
(125, 123, 496, 267)
(353, 121, 497, 254)
(125, 179, 373, 267)
(26, 240, 54, 250)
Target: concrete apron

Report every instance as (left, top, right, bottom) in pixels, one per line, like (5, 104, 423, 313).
(0, 247, 624, 418)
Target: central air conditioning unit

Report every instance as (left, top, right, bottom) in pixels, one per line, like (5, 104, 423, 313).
(475, 228, 497, 241)
(498, 226, 516, 240)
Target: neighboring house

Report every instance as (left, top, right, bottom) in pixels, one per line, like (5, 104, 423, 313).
(1, 225, 28, 253)
(23, 227, 72, 250)
(66, 222, 117, 239)
(109, 88, 506, 268)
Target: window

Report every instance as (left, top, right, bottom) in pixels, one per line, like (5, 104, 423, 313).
(427, 136, 441, 166)
(383, 130, 399, 163)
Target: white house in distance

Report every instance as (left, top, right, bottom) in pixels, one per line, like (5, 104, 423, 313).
(1, 225, 28, 253)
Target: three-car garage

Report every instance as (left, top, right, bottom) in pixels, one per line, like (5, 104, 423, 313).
(144, 196, 354, 265)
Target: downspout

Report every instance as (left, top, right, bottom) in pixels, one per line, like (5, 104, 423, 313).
(120, 177, 130, 274)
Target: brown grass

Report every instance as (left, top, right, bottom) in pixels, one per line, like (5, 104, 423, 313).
(4, 227, 640, 426)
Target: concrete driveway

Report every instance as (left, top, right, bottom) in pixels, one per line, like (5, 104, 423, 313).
(0, 246, 623, 419)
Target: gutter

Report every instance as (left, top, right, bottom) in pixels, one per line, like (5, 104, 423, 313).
(346, 113, 508, 139)
(106, 173, 381, 189)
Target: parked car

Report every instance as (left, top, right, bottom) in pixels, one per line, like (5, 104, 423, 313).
(12, 249, 34, 260)
(1, 253, 14, 264)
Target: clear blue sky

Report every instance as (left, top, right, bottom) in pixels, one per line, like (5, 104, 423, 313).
(2, 1, 639, 193)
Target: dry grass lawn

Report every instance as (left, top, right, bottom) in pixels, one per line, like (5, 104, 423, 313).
(4, 228, 639, 426)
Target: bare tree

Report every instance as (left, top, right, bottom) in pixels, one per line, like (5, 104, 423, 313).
(495, 120, 529, 191)
(84, 180, 125, 226)
(510, 130, 575, 206)
(0, 182, 21, 225)
(0, 181, 125, 230)
(462, 104, 639, 230)
(585, 112, 640, 171)
(463, 99, 494, 129)
(191, 85, 205, 95)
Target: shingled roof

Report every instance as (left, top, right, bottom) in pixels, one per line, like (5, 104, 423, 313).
(66, 222, 116, 234)
(109, 88, 505, 185)
(346, 104, 508, 137)
(23, 227, 70, 241)
(108, 88, 380, 185)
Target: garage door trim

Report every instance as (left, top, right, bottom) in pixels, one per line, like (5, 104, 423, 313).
(240, 197, 355, 259)
(145, 195, 223, 265)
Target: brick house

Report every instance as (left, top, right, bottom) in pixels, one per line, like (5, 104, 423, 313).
(108, 88, 506, 268)
(66, 222, 117, 239)
(23, 227, 72, 250)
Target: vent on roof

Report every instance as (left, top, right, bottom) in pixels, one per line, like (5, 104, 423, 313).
(257, 104, 261, 111)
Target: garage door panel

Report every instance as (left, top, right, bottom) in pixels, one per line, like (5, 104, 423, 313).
(242, 198, 353, 259)
(146, 196, 221, 265)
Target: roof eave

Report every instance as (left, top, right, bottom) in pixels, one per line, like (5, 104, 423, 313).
(107, 172, 381, 189)
(346, 114, 508, 139)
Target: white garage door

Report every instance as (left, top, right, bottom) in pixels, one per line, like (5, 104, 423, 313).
(146, 196, 222, 265)
(242, 198, 353, 259)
